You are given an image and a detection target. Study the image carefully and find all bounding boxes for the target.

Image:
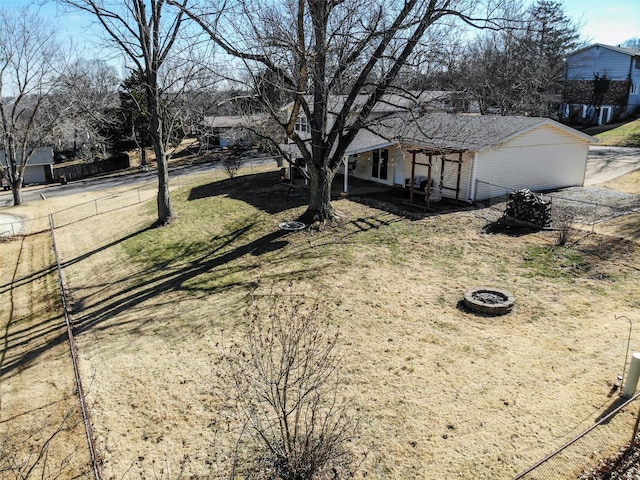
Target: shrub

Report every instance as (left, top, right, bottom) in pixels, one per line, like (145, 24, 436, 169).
(221, 292, 358, 480)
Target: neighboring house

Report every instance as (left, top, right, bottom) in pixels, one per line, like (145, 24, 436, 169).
(0, 147, 54, 185)
(199, 115, 263, 149)
(562, 43, 640, 125)
(283, 111, 597, 203)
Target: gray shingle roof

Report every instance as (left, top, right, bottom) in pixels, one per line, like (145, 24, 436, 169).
(371, 113, 596, 152)
(567, 43, 640, 58)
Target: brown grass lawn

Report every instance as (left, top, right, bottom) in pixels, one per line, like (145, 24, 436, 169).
(2, 163, 640, 479)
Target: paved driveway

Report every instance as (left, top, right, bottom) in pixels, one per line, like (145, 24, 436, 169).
(585, 146, 640, 185)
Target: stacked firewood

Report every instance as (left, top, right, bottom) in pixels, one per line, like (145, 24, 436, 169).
(504, 189, 551, 227)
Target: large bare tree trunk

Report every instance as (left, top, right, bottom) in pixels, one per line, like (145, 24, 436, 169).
(154, 148, 173, 225)
(301, 165, 337, 224)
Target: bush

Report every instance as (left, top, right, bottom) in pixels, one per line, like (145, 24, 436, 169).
(223, 156, 242, 178)
(220, 292, 358, 480)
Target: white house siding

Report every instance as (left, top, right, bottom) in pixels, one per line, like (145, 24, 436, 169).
(473, 125, 589, 201)
(392, 148, 405, 186)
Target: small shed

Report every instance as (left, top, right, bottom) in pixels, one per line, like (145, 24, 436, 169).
(359, 113, 598, 202)
(0, 147, 54, 185)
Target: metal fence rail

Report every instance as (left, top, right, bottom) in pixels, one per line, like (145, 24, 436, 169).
(0, 167, 214, 237)
(514, 393, 640, 479)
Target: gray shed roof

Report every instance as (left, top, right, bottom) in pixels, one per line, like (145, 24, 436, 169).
(372, 113, 598, 152)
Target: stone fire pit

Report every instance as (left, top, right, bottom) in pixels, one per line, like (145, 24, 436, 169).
(463, 287, 515, 315)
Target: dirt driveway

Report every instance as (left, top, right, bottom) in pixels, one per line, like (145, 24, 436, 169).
(585, 146, 640, 185)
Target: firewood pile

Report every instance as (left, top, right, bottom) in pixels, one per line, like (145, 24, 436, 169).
(503, 189, 552, 228)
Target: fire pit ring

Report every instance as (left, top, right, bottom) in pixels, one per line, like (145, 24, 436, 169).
(463, 287, 515, 316)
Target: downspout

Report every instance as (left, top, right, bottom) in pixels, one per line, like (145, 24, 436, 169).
(627, 55, 635, 116)
(342, 156, 348, 194)
(467, 151, 478, 203)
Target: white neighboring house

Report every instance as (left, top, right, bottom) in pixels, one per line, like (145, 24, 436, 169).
(0, 147, 54, 185)
(283, 109, 598, 202)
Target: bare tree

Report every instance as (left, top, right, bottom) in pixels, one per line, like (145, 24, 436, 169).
(220, 293, 357, 480)
(52, 59, 121, 159)
(0, 7, 64, 206)
(172, 0, 500, 224)
(58, 0, 192, 226)
(622, 38, 640, 50)
(452, 0, 580, 117)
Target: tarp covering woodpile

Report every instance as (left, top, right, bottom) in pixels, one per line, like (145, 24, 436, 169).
(504, 189, 552, 228)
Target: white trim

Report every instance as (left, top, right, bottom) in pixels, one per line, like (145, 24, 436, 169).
(345, 140, 394, 156)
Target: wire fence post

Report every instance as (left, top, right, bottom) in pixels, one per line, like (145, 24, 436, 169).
(48, 213, 103, 480)
(94, 199, 99, 216)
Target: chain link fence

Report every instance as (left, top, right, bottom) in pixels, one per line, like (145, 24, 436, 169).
(477, 179, 640, 228)
(514, 393, 640, 479)
(0, 164, 244, 237)
(0, 185, 157, 237)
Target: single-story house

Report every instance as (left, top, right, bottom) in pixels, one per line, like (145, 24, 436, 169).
(199, 115, 263, 149)
(0, 147, 54, 185)
(284, 112, 598, 203)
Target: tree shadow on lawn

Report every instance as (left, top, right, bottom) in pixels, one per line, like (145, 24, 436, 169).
(0, 218, 330, 377)
(70, 225, 319, 335)
(188, 170, 309, 214)
(188, 169, 468, 222)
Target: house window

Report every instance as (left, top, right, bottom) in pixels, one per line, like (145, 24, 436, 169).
(635, 58, 640, 69)
(371, 148, 388, 181)
(631, 83, 638, 95)
(294, 117, 309, 133)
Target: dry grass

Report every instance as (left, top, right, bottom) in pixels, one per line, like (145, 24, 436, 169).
(595, 119, 640, 147)
(2, 163, 640, 479)
(0, 231, 90, 478)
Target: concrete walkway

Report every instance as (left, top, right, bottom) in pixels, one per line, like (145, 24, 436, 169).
(585, 146, 640, 185)
(0, 213, 22, 237)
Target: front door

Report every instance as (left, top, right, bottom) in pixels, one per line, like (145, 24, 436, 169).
(371, 149, 389, 182)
